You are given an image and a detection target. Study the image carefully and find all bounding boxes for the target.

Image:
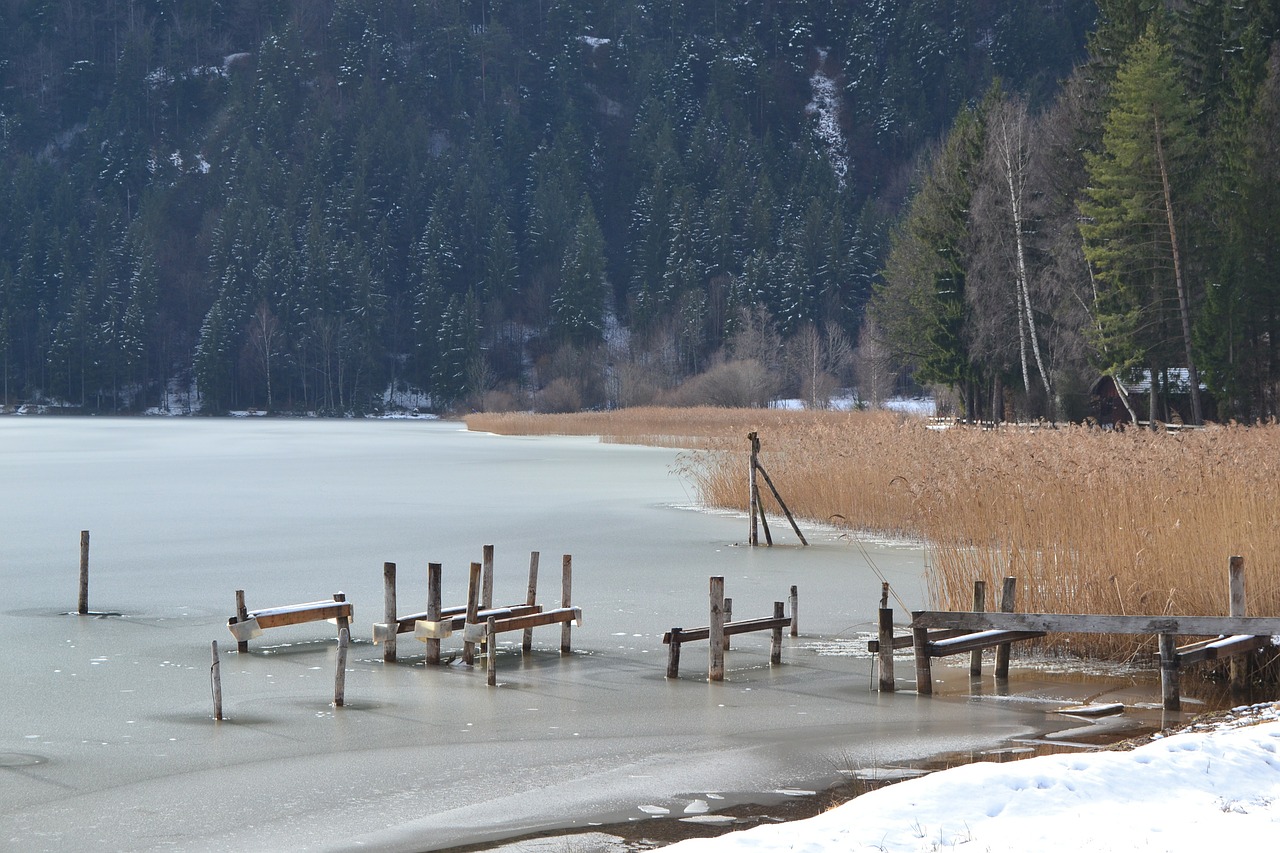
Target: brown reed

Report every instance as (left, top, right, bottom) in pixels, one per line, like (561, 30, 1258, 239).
(465, 409, 1280, 660)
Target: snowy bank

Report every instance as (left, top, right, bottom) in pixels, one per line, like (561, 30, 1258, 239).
(664, 702, 1280, 853)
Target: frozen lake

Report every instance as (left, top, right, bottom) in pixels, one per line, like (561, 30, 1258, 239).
(0, 418, 1162, 851)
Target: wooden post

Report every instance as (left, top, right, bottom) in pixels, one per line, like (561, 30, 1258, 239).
(709, 576, 726, 682)
(912, 614, 932, 695)
(487, 615, 498, 687)
(333, 591, 348, 638)
(563, 550, 578, 650)
(235, 589, 249, 654)
(754, 460, 809, 546)
(523, 551, 540, 653)
(667, 629, 683, 678)
(463, 562, 481, 666)
(1229, 555, 1247, 691)
(748, 433, 759, 546)
(770, 601, 784, 665)
(334, 626, 349, 707)
(995, 577, 1017, 678)
(211, 641, 223, 721)
(482, 544, 494, 610)
(78, 530, 90, 615)
(1159, 631, 1180, 711)
(755, 484, 774, 545)
(789, 585, 799, 637)
(878, 606, 896, 692)
(425, 563, 442, 666)
(383, 562, 397, 663)
(970, 580, 987, 676)
(723, 598, 732, 651)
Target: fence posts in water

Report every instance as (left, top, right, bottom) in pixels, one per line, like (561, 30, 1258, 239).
(709, 576, 726, 681)
(235, 589, 249, 653)
(78, 530, 90, 615)
(878, 582, 895, 692)
(1229, 555, 1247, 691)
(335, 626, 350, 707)
(560, 555, 573, 654)
(463, 562, 481, 665)
(487, 615, 498, 687)
(770, 601, 785, 665)
(1159, 632, 1179, 711)
(995, 577, 1018, 678)
(211, 641, 223, 720)
(482, 544, 495, 610)
(425, 563, 442, 665)
(383, 562, 398, 663)
(790, 585, 799, 636)
(523, 552, 540, 653)
(970, 580, 987, 676)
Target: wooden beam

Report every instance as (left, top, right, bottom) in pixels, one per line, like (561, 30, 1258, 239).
(483, 607, 582, 634)
(928, 630, 1046, 658)
(251, 601, 353, 630)
(709, 576, 725, 682)
(661, 616, 794, 644)
(877, 607, 895, 692)
(383, 561, 397, 663)
(912, 611, 1280, 637)
(425, 562, 442, 665)
(995, 577, 1018, 678)
(970, 580, 986, 676)
(523, 551, 539, 654)
(1176, 634, 1271, 665)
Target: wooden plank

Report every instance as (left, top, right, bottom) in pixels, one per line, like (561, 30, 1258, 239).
(667, 627, 683, 678)
(1177, 634, 1271, 665)
(868, 629, 966, 653)
(560, 555, 573, 655)
(482, 607, 582, 634)
(251, 602, 353, 630)
(661, 616, 794, 645)
(463, 562, 481, 666)
(1229, 555, 1247, 691)
(399, 604, 541, 635)
(911, 610, 1280, 636)
(523, 551, 539, 653)
(928, 630, 1045, 658)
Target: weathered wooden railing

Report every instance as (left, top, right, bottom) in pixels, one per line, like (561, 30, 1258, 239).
(227, 590, 352, 652)
(663, 576, 794, 680)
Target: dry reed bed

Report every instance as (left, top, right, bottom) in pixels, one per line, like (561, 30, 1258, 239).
(466, 410, 1280, 660)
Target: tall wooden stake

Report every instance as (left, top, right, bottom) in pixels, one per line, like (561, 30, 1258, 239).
(1159, 632, 1180, 711)
(770, 601, 784, 665)
(789, 585, 799, 636)
(970, 580, 987, 676)
(723, 597, 732, 651)
(78, 530, 90, 615)
(523, 551, 540, 653)
(235, 589, 249, 654)
(912, 613, 932, 695)
(463, 562, 481, 666)
(878, 605, 895, 691)
(334, 627, 349, 707)
(1229, 555, 1247, 691)
(425, 563, 442, 665)
(211, 641, 223, 721)
(482, 544, 495, 610)
(709, 576, 726, 682)
(560, 554, 573, 654)
(995, 577, 1017, 678)
(754, 460, 809, 545)
(383, 561, 397, 663)
(487, 615, 498, 686)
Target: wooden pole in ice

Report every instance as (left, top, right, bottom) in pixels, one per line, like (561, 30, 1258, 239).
(211, 641, 223, 721)
(383, 561, 397, 663)
(78, 530, 90, 615)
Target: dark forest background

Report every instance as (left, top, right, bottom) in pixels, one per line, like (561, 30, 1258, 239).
(0, 1, 1274, 421)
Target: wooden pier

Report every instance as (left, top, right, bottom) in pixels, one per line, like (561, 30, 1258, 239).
(663, 576, 794, 680)
(875, 557, 1278, 710)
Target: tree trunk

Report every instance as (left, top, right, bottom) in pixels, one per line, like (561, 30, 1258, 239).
(1154, 117, 1203, 425)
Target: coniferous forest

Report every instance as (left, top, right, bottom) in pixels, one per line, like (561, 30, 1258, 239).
(0, 1, 1275, 422)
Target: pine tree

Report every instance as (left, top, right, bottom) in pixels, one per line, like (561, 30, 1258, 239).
(1081, 23, 1205, 423)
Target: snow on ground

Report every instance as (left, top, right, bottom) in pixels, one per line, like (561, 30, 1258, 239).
(663, 702, 1280, 852)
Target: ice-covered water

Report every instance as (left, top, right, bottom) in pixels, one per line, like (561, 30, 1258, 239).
(0, 418, 1126, 851)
